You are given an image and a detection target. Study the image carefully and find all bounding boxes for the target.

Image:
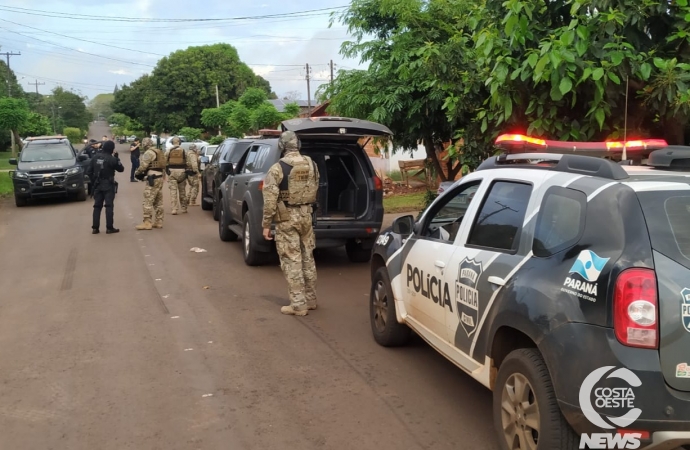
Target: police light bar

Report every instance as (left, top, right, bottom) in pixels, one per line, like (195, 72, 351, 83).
(495, 134, 668, 158)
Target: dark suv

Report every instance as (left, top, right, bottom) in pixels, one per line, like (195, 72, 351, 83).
(200, 138, 254, 220)
(217, 117, 390, 266)
(9, 135, 88, 207)
(369, 134, 690, 450)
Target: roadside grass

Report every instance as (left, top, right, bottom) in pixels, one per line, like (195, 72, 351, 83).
(387, 170, 402, 182)
(384, 192, 425, 214)
(0, 152, 13, 170)
(0, 172, 13, 197)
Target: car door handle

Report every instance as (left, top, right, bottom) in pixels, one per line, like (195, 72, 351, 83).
(434, 261, 446, 269)
(488, 276, 505, 286)
(233, 181, 238, 186)
(244, 181, 248, 185)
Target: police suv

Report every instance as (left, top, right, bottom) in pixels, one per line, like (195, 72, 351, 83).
(370, 135, 690, 450)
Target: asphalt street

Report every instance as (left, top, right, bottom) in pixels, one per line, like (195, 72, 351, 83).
(0, 123, 498, 450)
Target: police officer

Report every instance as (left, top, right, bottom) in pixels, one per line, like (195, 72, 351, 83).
(185, 144, 201, 206)
(262, 131, 320, 316)
(165, 137, 188, 215)
(130, 137, 141, 182)
(134, 138, 166, 230)
(85, 140, 124, 234)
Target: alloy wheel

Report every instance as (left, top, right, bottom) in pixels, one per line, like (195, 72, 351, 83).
(372, 280, 388, 332)
(501, 373, 540, 450)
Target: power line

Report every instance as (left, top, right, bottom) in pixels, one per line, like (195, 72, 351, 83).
(0, 5, 347, 23)
(1, 50, 20, 97)
(27, 79, 45, 94)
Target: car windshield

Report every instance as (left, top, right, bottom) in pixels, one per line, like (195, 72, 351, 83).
(20, 143, 74, 162)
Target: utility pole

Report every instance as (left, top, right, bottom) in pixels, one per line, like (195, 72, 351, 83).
(305, 63, 312, 116)
(2, 51, 21, 155)
(28, 79, 45, 94)
(215, 84, 221, 135)
(330, 60, 335, 84)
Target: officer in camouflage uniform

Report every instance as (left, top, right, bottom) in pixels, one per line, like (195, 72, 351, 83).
(165, 137, 188, 215)
(262, 131, 320, 316)
(134, 138, 166, 230)
(185, 144, 201, 206)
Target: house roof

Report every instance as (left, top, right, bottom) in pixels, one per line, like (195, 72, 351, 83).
(268, 99, 317, 112)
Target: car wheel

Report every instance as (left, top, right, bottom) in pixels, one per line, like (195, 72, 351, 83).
(493, 348, 579, 450)
(370, 267, 411, 346)
(76, 186, 87, 202)
(242, 212, 266, 266)
(346, 239, 372, 263)
(218, 201, 238, 242)
(14, 194, 27, 207)
(212, 188, 220, 221)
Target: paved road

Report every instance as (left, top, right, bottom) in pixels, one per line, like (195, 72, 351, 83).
(0, 123, 497, 450)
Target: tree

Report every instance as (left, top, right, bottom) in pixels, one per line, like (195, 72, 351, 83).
(0, 59, 23, 99)
(88, 93, 115, 120)
(63, 127, 83, 145)
(114, 44, 276, 132)
(252, 103, 283, 130)
(0, 98, 30, 156)
(48, 87, 91, 132)
(283, 102, 301, 118)
(177, 127, 203, 140)
(19, 112, 52, 137)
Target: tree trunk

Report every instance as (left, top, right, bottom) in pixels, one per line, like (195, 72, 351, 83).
(11, 129, 22, 157)
(423, 135, 448, 182)
(663, 116, 686, 145)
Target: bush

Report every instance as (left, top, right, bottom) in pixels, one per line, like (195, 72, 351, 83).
(177, 127, 203, 140)
(63, 127, 83, 144)
(209, 135, 225, 145)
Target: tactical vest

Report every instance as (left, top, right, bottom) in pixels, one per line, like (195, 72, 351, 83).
(148, 148, 166, 171)
(278, 156, 318, 206)
(167, 146, 186, 169)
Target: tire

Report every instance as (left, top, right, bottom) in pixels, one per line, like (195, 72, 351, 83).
(493, 348, 579, 450)
(76, 186, 87, 202)
(370, 267, 411, 346)
(218, 200, 238, 242)
(201, 196, 213, 211)
(346, 239, 372, 263)
(14, 194, 27, 207)
(242, 212, 266, 266)
(212, 187, 220, 221)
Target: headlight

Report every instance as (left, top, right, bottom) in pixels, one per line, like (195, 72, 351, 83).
(13, 171, 28, 179)
(65, 167, 82, 176)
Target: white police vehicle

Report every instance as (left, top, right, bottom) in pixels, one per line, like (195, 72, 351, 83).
(370, 134, 690, 450)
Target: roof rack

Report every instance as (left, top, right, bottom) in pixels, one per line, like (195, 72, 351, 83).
(26, 135, 67, 141)
(647, 146, 690, 170)
(476, 153, 629, 180)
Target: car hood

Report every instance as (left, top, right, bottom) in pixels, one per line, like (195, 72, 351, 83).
(281, 117, 393, 142)
(18, 160, 75, 171)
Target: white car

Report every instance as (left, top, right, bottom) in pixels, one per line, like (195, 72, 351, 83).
(198, 144, 218, 171)
(165, 135, 209, 151)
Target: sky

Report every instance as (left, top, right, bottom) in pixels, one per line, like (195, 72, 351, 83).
(0, 0, 365, 103)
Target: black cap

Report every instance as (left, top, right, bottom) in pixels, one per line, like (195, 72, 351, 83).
(102, 140, 115, 154)
(89, 139, 97, 144)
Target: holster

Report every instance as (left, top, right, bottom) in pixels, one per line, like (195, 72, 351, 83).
(185, 170, 197, 177)
(147, 174, 161, 187)
(311, 203, 318, 227)
(113, 181, 118, 194)
(276, 202, 290, 222)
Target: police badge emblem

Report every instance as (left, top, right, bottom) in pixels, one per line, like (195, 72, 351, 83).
(456, 257, 483, 337)
(681, 288, 690, 333)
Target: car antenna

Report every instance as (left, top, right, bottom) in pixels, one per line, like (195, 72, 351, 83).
(622, 75, 629, 162)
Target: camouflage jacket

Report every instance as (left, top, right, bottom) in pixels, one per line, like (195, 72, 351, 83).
(136, 148, 159, 176)
(185, 149, 199, 173)
(262, 152, 319, 229)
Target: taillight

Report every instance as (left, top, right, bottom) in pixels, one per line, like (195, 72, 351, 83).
(373, 175, 383, 191)
(258, 181, 264, 191)
(614, 268, 658, 349)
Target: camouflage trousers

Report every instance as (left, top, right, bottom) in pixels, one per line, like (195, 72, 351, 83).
(142, 176, 164, 224)
(186, 174, 199, 204)
(275, 207, 317, 310)
(168, 169, 187, 212)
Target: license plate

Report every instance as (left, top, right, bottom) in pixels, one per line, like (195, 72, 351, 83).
(43, 181, 53, 186)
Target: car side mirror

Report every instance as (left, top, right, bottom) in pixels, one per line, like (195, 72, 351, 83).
(392, 215, 415, 235)
(9, 158, 17, 165)
(77, 154, 88, 162)
(200, 156, 210, 164)
(219, 162, 233, 174)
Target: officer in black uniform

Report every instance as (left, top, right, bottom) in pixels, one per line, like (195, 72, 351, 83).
(85, 140, 124, 234)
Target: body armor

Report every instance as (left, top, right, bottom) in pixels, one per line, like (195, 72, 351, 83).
(278, 156, 318, 206)
(167, 146, 186, 169)
(148, 148, 166, 172)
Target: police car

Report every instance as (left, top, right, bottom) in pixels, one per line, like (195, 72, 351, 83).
(369, 135, 690, 450)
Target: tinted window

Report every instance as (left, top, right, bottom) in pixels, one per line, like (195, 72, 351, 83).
(21, 143, 74, 162)
(422, 182, 481, 243)
(229, 142, 252, 164)
(637, 192, 690, 270)
(210, 144, 223, 164)
(533, 187, 586, 257)
(467, 181, 532, 251)
(243, 146, 260, 173)
(251, 145, 272, 173)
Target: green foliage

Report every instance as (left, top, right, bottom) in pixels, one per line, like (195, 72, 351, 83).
(108, 113, 129, 127)
(49, 87, 92, 131)
(239, 88, 268, 110)
(112, 44, 275, 133)
(0, 98, 30, 132)
(209, 135, 225, 145)
(423, 189, 438, 209)
(88, 93, 114, 119)
(252, 103, 283, 130)
(230, 103, 252, 134)
(63, 127, 83, 144)
(200, 108, 227, 128)
(177, 127, 203, 140)
(283, 102, 301, 118)
(19, 112, 52, 137)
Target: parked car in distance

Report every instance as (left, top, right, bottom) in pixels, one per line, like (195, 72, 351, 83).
(217, 117, 390, 266)
(8, 135, 89, 207)
(198, 144, 218, 171)
(200, 138, 255, 220)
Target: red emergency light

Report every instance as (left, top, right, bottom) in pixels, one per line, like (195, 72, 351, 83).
(494, 134, 668, 159)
